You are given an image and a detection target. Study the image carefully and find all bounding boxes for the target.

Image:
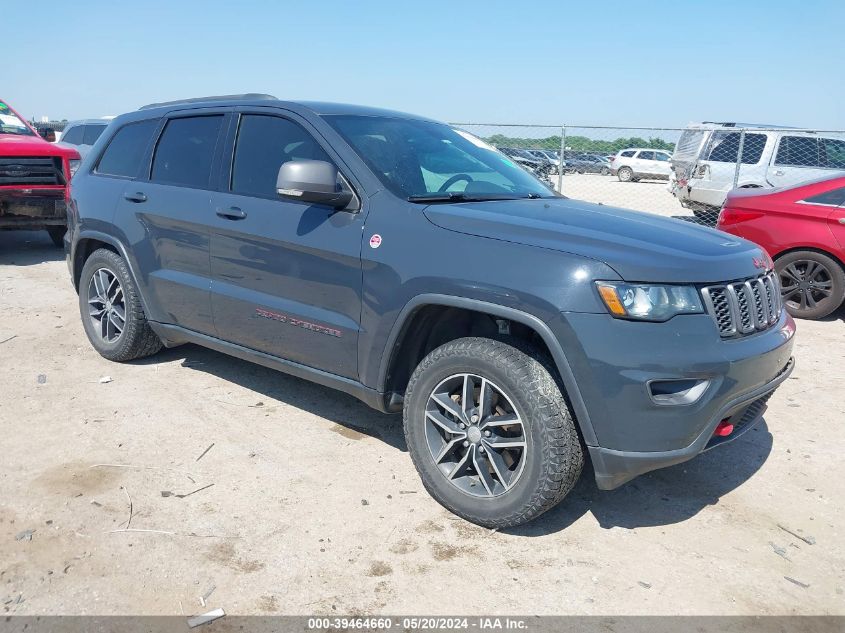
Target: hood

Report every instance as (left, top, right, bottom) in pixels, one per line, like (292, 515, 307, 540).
(0, 134, 80, 159)
(422, 197, 769, 283)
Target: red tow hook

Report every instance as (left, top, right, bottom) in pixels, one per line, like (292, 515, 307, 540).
(714, 419, 734, 437)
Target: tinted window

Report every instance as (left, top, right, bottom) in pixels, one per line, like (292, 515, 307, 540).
(620, 150, 635, 157)
(61, 125, 84, 145)
(654, 152, 671, 161)
(151, 116, 223, 188)
(83, 124, 107, 145)
(706, 132, 766, 164)
(803, 187, 845, 206)
(327, 116, 553, 199)
(775, 136, 821, 168)
(821, 138, 845, 169)
(231, 115, 331, 198)
(638, 151, 655, 160)
(96, 119, 158, 178)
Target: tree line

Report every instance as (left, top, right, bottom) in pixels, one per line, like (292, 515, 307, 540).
(485, 134, 675, 153)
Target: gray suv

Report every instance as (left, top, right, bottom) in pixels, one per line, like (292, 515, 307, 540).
(65, 95, 796, 528)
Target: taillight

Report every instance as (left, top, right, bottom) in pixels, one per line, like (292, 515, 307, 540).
(718, 207, 764, 227)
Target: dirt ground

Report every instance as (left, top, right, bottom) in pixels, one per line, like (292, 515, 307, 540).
(1, 219, 843, 616)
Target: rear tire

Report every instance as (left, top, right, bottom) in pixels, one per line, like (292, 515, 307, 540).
(78, 248, 163, 361)
(403, 337, 583, 528)
(47, 226, 65, 248)
(775, 250, 845, 320)
(617, 166, 633, 182)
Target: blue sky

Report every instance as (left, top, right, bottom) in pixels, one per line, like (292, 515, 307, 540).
(5, 0, 843, 128)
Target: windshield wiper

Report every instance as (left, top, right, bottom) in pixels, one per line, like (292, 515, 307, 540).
(408, 192, 524, 203)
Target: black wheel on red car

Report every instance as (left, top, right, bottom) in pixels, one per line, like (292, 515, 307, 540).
(776, 250, 845, 320)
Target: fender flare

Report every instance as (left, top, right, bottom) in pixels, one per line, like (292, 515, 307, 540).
(377, 294, 598, 446)
(73, 230, 152, 317)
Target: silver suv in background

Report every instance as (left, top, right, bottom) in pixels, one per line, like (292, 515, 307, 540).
(670, 122, 845, 214)
(610, 148, 672, 182)
(56, 118, 113, 162)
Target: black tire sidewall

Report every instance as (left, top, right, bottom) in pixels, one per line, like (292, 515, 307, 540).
(404, 342, 565, 525)
(78, 250, 139, 360)
(776, 250, 845, 320)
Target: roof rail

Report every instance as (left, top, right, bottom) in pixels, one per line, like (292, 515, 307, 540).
(139, 93, 278, 110)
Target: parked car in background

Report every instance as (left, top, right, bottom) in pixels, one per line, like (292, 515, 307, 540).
(610, 148, 672, 182)
(564, 152, 611, 175)
(671, 122, 845, 218)
(0, 97, 80, 246)
(525, 149, 561, 169)
(497, 147, 554, 180)
(718, 175, 845, 319)
(57, 118, 113, 160)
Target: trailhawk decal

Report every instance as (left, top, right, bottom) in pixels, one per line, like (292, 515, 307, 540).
(254, 308, 342, 338)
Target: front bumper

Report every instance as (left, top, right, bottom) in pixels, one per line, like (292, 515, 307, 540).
(0, 189, 67, 228)
(548, 310, 796, 489)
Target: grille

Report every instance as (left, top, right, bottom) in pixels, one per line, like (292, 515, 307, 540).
(701, 271, 782, 337)
(0, 157, 65, 186)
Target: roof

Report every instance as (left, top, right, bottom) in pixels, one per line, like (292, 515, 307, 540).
(64, 118, 114, 126)
(135, 94, 435, 122)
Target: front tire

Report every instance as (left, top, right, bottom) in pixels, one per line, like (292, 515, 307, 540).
(403, 337, 583, 528)
(776, 250, 845, 320)
(78, 248, 163, 361)
(617, 166, 633, 182)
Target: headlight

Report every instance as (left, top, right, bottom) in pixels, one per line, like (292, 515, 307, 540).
(596, 281, 703, 321)
(68, 159, 81, 177)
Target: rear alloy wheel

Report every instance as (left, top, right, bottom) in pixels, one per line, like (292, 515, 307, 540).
(776, 250, 845, 320)
(617, 166, 633, 182)
(403, 337, 583, 528)
(79, 248, 163, 361)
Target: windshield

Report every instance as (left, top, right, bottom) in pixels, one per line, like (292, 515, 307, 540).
(0, 102, 35, 136)
(325, 115, 555, 200)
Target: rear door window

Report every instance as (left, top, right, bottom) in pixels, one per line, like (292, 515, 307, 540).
(821, 138, 845, 169)
(802, 187, 845, 206)
(61, 125, 84, 145)
(151, 115, 224, 188)
(230, 114, 332, 198)
(775, 136, 821, 168)
(706, 132, 766, 164)
(83, 124, 107, 145)
(96, 119, 159, 178)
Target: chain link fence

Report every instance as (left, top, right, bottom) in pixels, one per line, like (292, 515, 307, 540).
(450, 123, 845, 227)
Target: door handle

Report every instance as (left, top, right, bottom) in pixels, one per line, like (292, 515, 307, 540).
(124, 192, 147, 203)
(216, 206, 247, 220)
(773, 170, 785, 176)
(838, 218, 845, 225)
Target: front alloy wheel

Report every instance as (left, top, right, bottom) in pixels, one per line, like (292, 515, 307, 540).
(425, 373, 527, 497)
(403, 337, 583, 528)
(87, 267, 126, 343)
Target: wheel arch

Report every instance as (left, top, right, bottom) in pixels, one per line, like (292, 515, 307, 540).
(72, 231, 152, 318)
(378, 294, 598, 446)
(772, 245, 845, 271)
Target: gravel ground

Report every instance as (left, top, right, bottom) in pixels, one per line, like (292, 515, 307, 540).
(1, 216, 843, 616)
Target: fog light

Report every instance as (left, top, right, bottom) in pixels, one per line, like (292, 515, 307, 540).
(648, 378, 710, 406)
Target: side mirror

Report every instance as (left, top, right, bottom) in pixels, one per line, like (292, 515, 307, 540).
(276, 160, 353, 209)
(41, 127, 57, 143)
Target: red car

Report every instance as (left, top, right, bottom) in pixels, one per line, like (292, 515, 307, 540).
(0, 98, 80, 246)
(718, 175, 845, 319)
